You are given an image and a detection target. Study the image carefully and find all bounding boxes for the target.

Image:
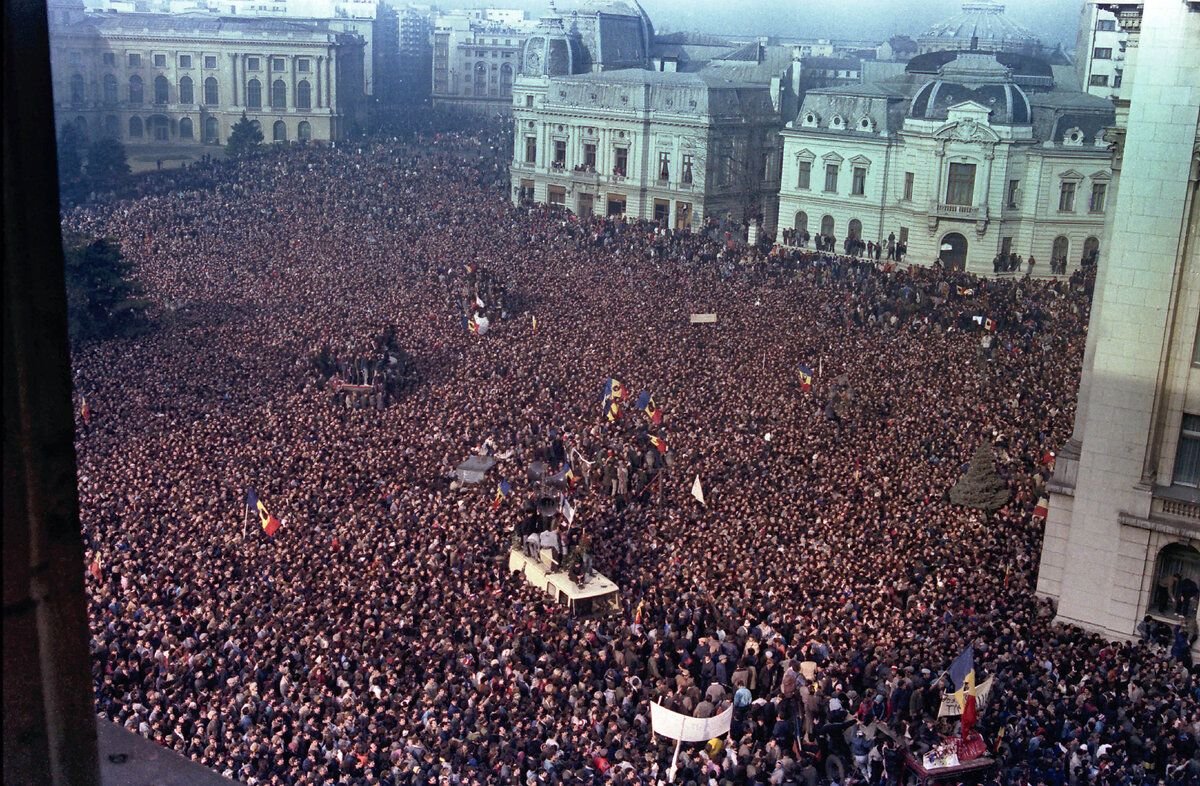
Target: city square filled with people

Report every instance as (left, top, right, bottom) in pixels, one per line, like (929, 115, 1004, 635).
(64, 116, 1200, 786)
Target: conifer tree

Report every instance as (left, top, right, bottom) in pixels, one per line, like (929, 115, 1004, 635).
(949, 439, 1011, 513)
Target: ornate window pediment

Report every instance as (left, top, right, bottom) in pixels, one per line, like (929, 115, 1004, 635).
(794, 147, 816, 162)
(1089, 170, 1111, 181)
(822, 151, 844, 165)
(1059, 169, 1084, 181)
(848, 154, 872, 167)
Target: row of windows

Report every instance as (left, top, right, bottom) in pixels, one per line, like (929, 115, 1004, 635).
(1058, 180, 1107, 213)
(795, 160, 868, 196)
(69, 74, 313, 110)
(790, 212, 872, 241)
(103, 52, 312, 72)
(69, 114, 312, 144)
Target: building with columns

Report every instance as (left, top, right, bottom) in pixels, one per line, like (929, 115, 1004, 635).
(48, 0, 367, 146)
(776, 49, 1114, 274)
(1037, 0, 1200, 651)
(430, 8, 537, 114)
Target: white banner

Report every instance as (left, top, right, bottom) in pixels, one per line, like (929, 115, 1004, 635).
(937, 676, 994, 718)
(650, 702, 732, 742)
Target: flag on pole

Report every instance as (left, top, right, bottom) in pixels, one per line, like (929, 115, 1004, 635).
(1033, 496, 1049, 519)
(247, 488, 281, 537)
(475, 294, 485, 308)
(948, 645, 978, 738)
(985, 317, 996, 332)
(88, 555, 102, 582)
(798, 364, 814, 392)
(531, 315, 538, 333)
(490, 480, 512, 512)
(635, 391, 663, 424)
(81, 397, 92, 426)
(956, 286, 976, 296)
(650, 434, 668, 454)
(601, 378, 626, 422)
(559, 495, 575, 525)
(691, 475, 705, 506)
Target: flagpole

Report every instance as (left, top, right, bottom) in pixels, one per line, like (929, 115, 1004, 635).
(666, 737, 682, 783)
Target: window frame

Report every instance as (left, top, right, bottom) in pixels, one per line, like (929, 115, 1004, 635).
(1172, 414, 1200, 487)
(1058, 180, 1077, 212)
(823, 163, 838, 193)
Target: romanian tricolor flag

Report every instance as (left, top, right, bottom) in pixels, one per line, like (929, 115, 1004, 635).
(649, 435, 668, 454)
(798, 364, 814, 392)
(468, 315, 480, 334)
(490, 480, 513, 512)
(956, 286, 976, 296)
(635, 391, 663, 425)
(602, 378, 626, 422)
(949, 645, 978, 738)
(247, 488, 281, 537)
(985, 317, 996, 332)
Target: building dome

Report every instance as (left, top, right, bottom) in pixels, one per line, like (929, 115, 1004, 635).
(909, 52, 1031, 124)
(521, 17, 584, 76)
(918, 1, 1040, 55)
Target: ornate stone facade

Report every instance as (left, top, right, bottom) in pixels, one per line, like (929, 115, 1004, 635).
(49, 0, 367, 146)
(776, 51, 1114, 275)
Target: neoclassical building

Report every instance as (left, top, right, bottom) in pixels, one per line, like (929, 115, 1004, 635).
(776, 50, 1114, 275)
(1037, 0, 1200, 652)
(508, 2, 795, 230)
(48, 0, 367, 146)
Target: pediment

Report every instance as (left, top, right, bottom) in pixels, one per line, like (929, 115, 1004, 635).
(794, 147, 816, 162)
(933, 117, 1001, 144)
(821, 151, 844, 164)
(848, 154, 872, 167)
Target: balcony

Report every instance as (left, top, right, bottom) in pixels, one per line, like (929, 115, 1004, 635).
(930, 201, 987, 221)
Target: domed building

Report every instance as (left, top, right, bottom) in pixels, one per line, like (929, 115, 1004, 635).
(917, 1, 1043, 56)
(520, 0, 655, 77)
(777, 48, 1116, 276)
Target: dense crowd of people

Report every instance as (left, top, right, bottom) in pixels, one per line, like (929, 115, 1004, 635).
(65, 118, 1200, 786)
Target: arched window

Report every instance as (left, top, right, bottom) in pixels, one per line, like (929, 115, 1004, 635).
(1082, 236, 1100, 266)
(103, 74, 118, 104)
(128, 115, 143, 138)
(794, 211, 808, 232)
(179, 76, 193, 104)
(297, 120, 311, 141)
(154, 75, 169, 104)
(1151, 543, 1200, 616)
(204, 116, 219, 143)
(273, 120, 287, 142)
(129, 75, 143, 105)
(296, 79, 311, 109)
(104, 115, 119, 137)
(848, 218, 863, 241)
(204, 76, 218, 106)
(474, 62, 487, 96)
(500, 63, 513, 97)
(247, 78, 261, 109)
(271, 79, 286, 109)
(179, 116, 193, 139)
(820, 215, 834, 237)
(1052, 235, 1069, 261)
(70, 73, 85, 105)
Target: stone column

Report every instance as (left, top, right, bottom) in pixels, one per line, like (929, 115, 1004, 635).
(230, 52, 238, 106)
(315, 55, 322, 109)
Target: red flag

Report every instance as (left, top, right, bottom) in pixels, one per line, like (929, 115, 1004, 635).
(1033, 496, 1049, 519)
(961, 692, 978, 739)
(81, 397, 92, 426)
(88, 557, 102, 582)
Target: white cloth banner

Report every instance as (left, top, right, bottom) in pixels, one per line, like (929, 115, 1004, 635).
(650, 702, 732, 742)
(691, 475, 706, 506)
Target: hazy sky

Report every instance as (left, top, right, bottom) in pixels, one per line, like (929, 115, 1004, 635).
(480, 0, 1085, 49)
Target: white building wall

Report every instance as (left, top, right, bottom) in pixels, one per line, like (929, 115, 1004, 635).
(1046, 0, 1200, 643)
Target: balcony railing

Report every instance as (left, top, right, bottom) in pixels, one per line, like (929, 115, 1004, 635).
(930, 201, 988, 221)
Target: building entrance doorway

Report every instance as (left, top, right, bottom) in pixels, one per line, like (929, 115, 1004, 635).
(940, 232, 968, 272)
(606, 194, 626, 217)
(675, 201, 692, 230)
(578, 193, 594, 216)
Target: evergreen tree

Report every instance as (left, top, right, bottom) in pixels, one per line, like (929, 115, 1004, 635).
(226, 112, 263, 157)
(85, 138, 130, 193)
(63, 235, 150, 343)
(949, 439, 1011, 513)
